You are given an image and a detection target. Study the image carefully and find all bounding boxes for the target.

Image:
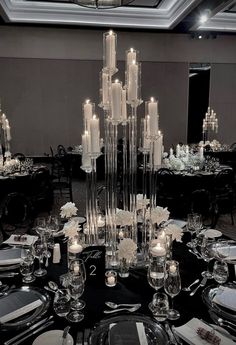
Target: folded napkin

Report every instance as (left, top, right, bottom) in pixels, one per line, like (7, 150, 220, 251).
(3, 234, 38, 246)
(174, 318, 235, 345)
(109, 322, 148, 345)
(0, 291, 43, 323)
(213, 286, 236, 312)
(164, 219, 187, 229)
(0, 248, 22, 265)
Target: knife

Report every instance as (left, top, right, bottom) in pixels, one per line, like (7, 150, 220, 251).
(4, 316, 54, 345)
(11, 320, 54, 345)
(0, 273, 19, 278)
(190, 276, 207, 296)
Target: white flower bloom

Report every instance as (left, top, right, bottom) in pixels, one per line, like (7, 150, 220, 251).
(164, 224, 183, 242)
(117, 238, 137, 261)
(63, 218, 81, 238)
(116, 209, 133, 226)
(60, 202, 78, 219)
(150, 206, 170, 226)
(136, 194, 150, 210)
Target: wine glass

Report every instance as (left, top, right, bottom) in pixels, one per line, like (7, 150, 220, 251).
(53, 289, 71, 318)
(20, 246, 35, 283)
(67, 273, 85, 323)
(147, 260, 165, 301)
(164, 260, 181, 320)
(34, 238, 47, 277)
(47, 215, 60, 249)
(214, 240, 230, 262)
(186, 213, 202, 248)
(200, 236, 214, 278)
(213, 261, 229, 285)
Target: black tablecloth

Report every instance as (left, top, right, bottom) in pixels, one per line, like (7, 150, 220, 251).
(1, 233, 236, 344)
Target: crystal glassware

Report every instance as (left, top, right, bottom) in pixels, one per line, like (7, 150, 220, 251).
(164, 260, 181, 320)
(148, 292, 169, 322)
(186, 213, 202, 248)
(147, 260, 165, 296)
(213, 260, 229, 284)
(20, 247, 35, 283)
(47, 215, 60, 249)
(200, 236, 214, 278)
(34, 238, 47, 277)
(67, 273, 85, 323)
(53, 289, 71, 317)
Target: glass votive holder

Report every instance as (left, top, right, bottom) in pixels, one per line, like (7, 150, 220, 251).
(165, 234, 173, 260)
(105, 270, 117, 287)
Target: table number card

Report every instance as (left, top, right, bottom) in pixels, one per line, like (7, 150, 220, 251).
(78, 246, 105, 285)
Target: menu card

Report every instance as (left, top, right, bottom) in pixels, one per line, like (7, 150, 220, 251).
(109, 322, 148, 345)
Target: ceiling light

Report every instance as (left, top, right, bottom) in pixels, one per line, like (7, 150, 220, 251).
(198, 35, 202, 39)
(199, 9, 211, 24)
(71, 0, 135, 8)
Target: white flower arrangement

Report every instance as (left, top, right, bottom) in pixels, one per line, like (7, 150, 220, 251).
(150, 206, 170, 226)
(164, 224, 183, 242)
(117, 238, 137, 261)
(116, 209, 133, 227)
(136, 194, 150, 210)
(60, 202, 78, 219)
(63, 218, 81, 238)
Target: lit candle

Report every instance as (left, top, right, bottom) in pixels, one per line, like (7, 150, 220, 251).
(148, 98, 159, 136)
(5, 120, 11, 141)
(105, 270, 117, 287)
(151, 242, 166, 257)
(97, 215, 105, 228)
(176, 144, 180, 158)
(74, 263, 80, 274)
(82, 131, 91, 167)
(105, 30, 116, 70)
(199, 146, 204, 160)
(121, 87, 127, 121)
(102, 72, 109, 105)
(169, 264, 177, 274)
(111, 79, 122, 121)
(127, 60, 138, 102)
(69, 242, 83, 254)
(170, 148, 173, 156)
(153, 131, 163, 166)
(127, 48, 136, 66)
(89, 115, 100, 154)
(143, 115, 150, 150)
(83, 100, 93, 124)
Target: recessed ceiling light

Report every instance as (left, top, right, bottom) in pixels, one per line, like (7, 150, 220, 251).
(199, 9, 211, 24)
(198, 35, 202, 39)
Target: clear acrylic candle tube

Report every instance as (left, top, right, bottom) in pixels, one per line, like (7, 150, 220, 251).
(89, 115, 101, 158)
(139, 117, 151, 153)
(99, 70, 110, 110)
(145, 98, 159, 139)
(103, 30, 117, 75)
(125, 48, 139, 71)
(110, 79, 122, 124)
(126, 61, 142, 106)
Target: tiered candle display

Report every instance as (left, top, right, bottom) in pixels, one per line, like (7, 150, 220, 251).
(202, 106, 218, 143)
(81, 30, 164, 264)
(0, 105, 12, 163)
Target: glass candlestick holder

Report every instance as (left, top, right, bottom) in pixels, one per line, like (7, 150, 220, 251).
(105, 270, 117, 287)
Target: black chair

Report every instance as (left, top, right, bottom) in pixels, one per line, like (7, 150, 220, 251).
(30, 167, 53, 213)
(190, 189, 214, 226)
(212, 168, 235, 226)
(52, 155, 73, 202)
(12, 152, 26, 162)
(230, 142, 236, 151)
(0, 192, 34, 238)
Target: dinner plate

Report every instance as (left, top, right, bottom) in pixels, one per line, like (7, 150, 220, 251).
(0, 286, 50, 330)
(201, 229, 222, 238)
(0, 263, 20, 271)
(33, 330, 74, 345)
(209, 240, 236, 263)
(89, 314, 168, 345)
(202, 284, 236, 323)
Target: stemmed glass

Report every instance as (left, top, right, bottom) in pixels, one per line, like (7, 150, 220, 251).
(213, 261, 229, 285)
(34, 217, 47, 240)
(214, 240, 230, 262)
(34, 238, 47, 277)
(164, 260, 181, 320)
(200, 236, 214, 278)
(67, 259, 86, 323)
(20, 246, 35, 283)
(53, 289, 71, 318)
(186, 213, 202, 248)
(47, 215, 60, 249)
(147, 260, 165, 295)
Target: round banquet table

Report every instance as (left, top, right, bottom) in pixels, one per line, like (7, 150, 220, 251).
(0, 232, 236, 345)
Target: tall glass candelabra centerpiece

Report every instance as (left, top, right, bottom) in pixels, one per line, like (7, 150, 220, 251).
(81, 30, 164, 265)
(0, 105, 12, 164)
(202, 106, 218, 143)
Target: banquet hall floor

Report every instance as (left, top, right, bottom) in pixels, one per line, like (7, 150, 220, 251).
(52, 178, 236, 241)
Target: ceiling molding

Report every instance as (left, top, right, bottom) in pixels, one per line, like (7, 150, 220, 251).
(198, 11, 236, 32)
(0, 0, 202, 28)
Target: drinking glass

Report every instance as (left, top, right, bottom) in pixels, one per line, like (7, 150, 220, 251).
(164, 260, 181, 320)
(67, 273, 85, 323)
(20, 247, 35, 283)
(147, 260, 165, 296)
(69, 259, 87, 281)
(213, 261, 229, 284)
(214, 240, 230, 262)
(186, 213, 202, 248)
(34, 217, 47, 239)
(200, 236, 214, 278)
(47, 215, 60, 249)
(34, 238, 47, 277)
(148, 292, 169, 322)
(53, 289, 71, 317)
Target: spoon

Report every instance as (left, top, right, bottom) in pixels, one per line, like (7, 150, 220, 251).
(188, 249, 202, 259)
(182, 279, 200, 292)
(105, 302, 141, 309)
(48, 281, 64, 294)
(104, 304, 141, 314)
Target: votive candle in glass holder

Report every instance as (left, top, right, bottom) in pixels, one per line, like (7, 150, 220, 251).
(105, 270, 117, 287)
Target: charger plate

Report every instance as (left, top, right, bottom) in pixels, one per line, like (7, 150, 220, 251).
(0, 286, 50, 330)
(89, 314, 168, 345)
(202, 284, 236, 323)
(209, 240, 236, 264)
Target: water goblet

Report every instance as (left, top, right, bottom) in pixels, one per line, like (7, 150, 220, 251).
(34, 217, 47, 239)
(67, 273, 85, 323)
(200, 236, 214, 278)
(214, 240, 230, 262)
(213, 260, 229, 285)
(47, 215, 60, 249)
(186, 213, 202, 248)
(147, 260, 165, 296)
(53, 289, 71, 318)
(164, 260, 181, 320)
(148, 292, 169, 322)
(20, 247, 35, 283)
(34, 238, 47, 277)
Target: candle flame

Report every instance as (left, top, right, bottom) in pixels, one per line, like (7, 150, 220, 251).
(150, 97, 154, 102)
(132, 60, 136, 65)
(130, 47, 134, 52)
(109, 30, 113, 35)
(93, 114, 97, 119)
(85, 130, 88, 135)
(115, 79, 119, 83)
(86, 99, 90, 104)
